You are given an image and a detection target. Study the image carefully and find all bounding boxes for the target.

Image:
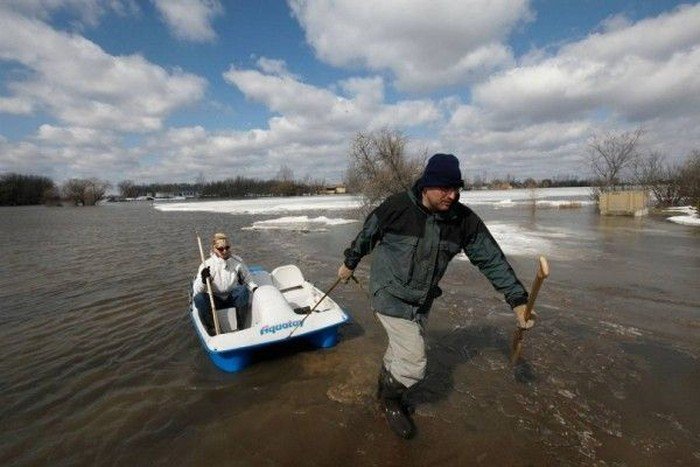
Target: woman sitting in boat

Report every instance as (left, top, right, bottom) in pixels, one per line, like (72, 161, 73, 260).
(193, 233, 258, 334)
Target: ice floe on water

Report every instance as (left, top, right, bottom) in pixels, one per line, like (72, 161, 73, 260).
(664, 206, 700, 226)
(242, 216, 357, 232)
(600, 320, 643, 337)
(455, 222, 556, 259)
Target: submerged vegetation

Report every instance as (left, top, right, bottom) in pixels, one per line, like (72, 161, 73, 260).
(0, 173, 55, 206)
(0, 174, 110, 207)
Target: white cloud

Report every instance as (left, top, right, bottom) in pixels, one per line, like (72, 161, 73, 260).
(0, 125, 139, 181)
(152, 0, 222, 42)
(2, 2, 698, 185)
(438, 4, 700, 177)
(124, 66, 443, 182)
(224, 64, 441, 139)
(0, 96, 34, 114)
(36, 124, 118, 146)
(289, 0, 532, 91)
(2, 0, 139, 27)
(472, 4, 700, 124)
(0, 7, 206, 132)
(255, 57, 298, 79)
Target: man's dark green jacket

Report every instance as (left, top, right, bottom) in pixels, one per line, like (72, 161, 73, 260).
(344, 182, 528, 320)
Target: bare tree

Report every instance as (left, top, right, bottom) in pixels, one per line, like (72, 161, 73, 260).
(271, 164, 296, 196)
(194, 172, 207, 191)
(588, 128, 644, 196)
(345, 128, 426, 216)
(62, 178, 110, 206)
(632, 152, 683, 207)
(84, 178, 110, 205)
(62, 179, 88, 205)
(678, 150, 700, 211)
(118, 180, 139, 198)
(276, 164, 294, 182)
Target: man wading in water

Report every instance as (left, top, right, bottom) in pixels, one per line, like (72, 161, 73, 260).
(338, 153, 535, 439)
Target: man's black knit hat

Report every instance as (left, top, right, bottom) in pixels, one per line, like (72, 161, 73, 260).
(421, 153, 463, 188)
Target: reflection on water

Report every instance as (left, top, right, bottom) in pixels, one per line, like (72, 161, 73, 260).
(0, 202, 698, 465)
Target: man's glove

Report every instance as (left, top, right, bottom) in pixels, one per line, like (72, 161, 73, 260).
(200, 266, 211, 284)
(514, 304, 536, 330)
(338, 263, 354, 283)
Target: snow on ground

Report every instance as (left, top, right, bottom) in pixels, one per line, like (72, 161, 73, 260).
(460, 187, 592, 206)
(241, 216, 357, 232)
(153, 194, 362, 215)
(153, 187, 595, 248)
(153, 187, 593, 214)
(664, 206, 700, 226)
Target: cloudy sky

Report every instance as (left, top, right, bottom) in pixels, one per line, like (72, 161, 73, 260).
(1, 0, 698, 185)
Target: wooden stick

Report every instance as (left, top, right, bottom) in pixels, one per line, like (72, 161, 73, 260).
(511, 256, 550, 365)
(196, 232, 220, 335)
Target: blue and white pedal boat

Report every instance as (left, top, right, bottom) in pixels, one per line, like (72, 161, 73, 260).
(190, 264, 350, 372)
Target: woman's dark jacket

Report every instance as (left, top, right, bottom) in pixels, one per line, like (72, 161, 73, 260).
(343, 182, 528, 320)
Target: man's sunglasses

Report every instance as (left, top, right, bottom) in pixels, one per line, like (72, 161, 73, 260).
(216, 246, 230, 252)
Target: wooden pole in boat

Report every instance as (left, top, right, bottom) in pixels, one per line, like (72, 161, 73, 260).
(196, 231, 221, 335)
(288, 276, 342, 338)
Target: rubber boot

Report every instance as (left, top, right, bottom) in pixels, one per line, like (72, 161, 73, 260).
(379, 368, 416, 439)
(377, 366, 415, 414)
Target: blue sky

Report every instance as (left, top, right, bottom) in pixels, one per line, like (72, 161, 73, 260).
(1, 0, 698, 185)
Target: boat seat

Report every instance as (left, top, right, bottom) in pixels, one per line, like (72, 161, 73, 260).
(271, 265, 315, 310)
(251, 285, 295, 326)
(271, 265, 306, 292)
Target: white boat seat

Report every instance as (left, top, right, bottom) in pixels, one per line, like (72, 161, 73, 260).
(271, 265, 319, 310)
(251, 285, 295, 326)
(271, 265, 306, 292)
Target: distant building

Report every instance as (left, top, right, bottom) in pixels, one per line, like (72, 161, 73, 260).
(154, 190, 198, 200)
(324, 185, 346, 194)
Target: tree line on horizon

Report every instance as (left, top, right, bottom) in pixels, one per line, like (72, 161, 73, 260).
(117, 174, 326, 200)
(0, 170, 591, 208)
(0, 172, 329, 206)
(2, 127, 697, 210)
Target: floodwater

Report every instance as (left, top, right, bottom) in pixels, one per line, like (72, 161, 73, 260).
(1, 195, 698, 466)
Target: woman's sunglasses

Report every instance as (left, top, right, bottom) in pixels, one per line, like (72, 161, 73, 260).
(216, 246, 230, 252)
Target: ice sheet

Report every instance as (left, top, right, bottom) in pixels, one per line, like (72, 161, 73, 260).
(242, 216, 358, 232)
(664, 206, 700, 226)
(153, 187, 593, 214)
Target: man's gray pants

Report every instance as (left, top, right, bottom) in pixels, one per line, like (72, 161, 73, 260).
(376, 313, 427, 388)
